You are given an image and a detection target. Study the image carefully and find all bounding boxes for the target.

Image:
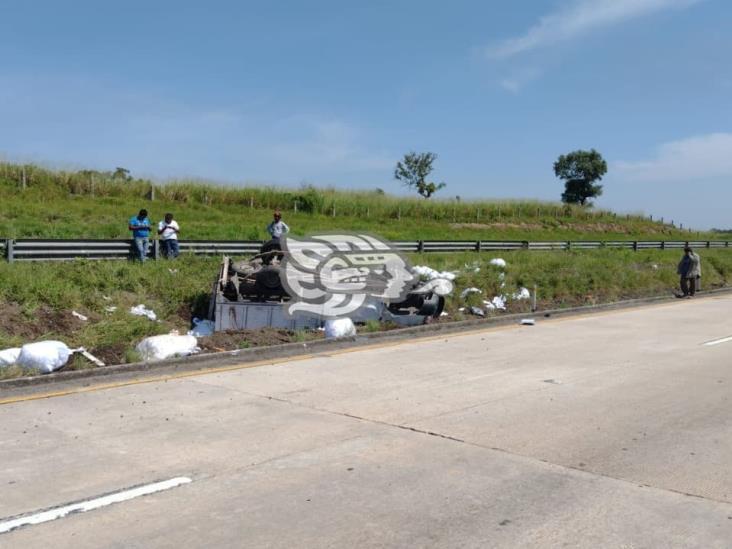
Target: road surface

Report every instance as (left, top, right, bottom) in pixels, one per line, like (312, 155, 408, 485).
(1, 294, 732, 548)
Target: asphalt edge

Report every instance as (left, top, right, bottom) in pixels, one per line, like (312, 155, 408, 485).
(2, 287, 731, 393)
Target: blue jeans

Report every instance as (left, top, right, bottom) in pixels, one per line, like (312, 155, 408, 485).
(133, 237, 149, 262)
(161, 239, 179, 259)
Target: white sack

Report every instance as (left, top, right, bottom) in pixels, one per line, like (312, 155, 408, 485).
(130, 304, 157, 321)
(489, 258, 507, 268)
(0, 347, 21, 368)
(460, 287, 482, 299)
(16, 341, 72, 374)
(136, 334, 199, 362)
(324, 318, 357, 339)
(412, 265, 457, 281)
(512, 287, 531, 300)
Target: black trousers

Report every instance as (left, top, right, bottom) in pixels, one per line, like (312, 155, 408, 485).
(680, 276, 697, 296)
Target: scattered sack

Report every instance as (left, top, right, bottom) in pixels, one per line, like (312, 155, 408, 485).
(324, 318, 357, 339)
(460, 287, 483, 299)
(484, 296, 507, 311)
(512, 287, 531, 301)
(71, 310, 88, 321)
(188, 318, 215, 337)
(16, 341, 72, 374)
(0, 347, 21, 368)
(104, 306, 118, 313)
(521, 318, 536, 326)
(489, 258, 507, 268)
(130, 304, 157, 321)
(412, 265, 457, 281)
(469, 306, 486, 317)
(136, 334, 199, 362)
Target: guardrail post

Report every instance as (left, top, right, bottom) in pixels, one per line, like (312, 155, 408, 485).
(707, 241, 711, 249)
(475, 240, 481, 253)
(417, 240, 424, 253)
(5, 239, 13, 263)
(660, 241, 665, 250)
(522, 241, 529, 250)
(633, 241, 638, 251)
(566, 241, 571, 251)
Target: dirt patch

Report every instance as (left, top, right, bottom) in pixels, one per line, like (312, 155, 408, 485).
(90, 343, 128, 366)
(0, 303, 89, 341)
(198, 328, 322, 352)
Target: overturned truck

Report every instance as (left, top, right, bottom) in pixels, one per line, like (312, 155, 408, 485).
(211, 243, 449, 331)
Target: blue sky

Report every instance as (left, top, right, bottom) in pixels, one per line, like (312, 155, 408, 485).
(1, 0, 730, 229)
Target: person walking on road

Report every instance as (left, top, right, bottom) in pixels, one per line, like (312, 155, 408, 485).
(158, 213, 180, 259)
(266, 210, 289, 242)
(129, 209, 151, 262)
(677, 246, 701, 298)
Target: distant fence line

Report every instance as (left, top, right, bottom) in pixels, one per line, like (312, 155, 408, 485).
(1, 239, 729, 262)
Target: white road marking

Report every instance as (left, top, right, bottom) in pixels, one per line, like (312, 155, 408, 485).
(703, 336, 732, 347)
(0, 476, 192, 534)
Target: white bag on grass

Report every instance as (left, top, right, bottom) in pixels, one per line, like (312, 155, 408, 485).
(324, 318, 357, 339)
(0, 347, 22, 368)
(16, 341, 72, 374)
(136, 335, 199, 362)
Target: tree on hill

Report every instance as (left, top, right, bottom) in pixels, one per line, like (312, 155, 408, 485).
(394, 152, 446, 199)
(553, 149, 607, 206)
(112, 167, 132, 181)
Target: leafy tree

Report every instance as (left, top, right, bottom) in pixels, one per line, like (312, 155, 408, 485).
(553, 149, 607, 205)
(112, 167, 132, 181)
(394, 152, 446, 199)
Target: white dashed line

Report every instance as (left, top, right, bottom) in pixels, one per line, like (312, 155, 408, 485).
(0, 477, 192, 534)
(703, 336, 732, 347)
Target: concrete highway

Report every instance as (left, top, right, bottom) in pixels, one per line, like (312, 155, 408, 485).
(1, 294, 732, 548)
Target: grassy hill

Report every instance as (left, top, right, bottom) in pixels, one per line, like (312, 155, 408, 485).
(0, 161, 728, 379)
(0, 162, 709, 241)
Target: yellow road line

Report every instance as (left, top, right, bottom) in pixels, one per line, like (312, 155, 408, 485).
(0, 293, 724, 406)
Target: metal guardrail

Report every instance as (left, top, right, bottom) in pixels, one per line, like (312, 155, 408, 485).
(2, 239, 729, 262)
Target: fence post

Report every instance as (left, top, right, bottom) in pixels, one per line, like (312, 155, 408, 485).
(475, 240, 481, 253)
(633, 241, 638, 251)
(149, 185, 155, 201)
(153, 240, 160, 260)
(21, 166, 27, 190)
(417, 240, 424, 253)
(6, 239, 14, 263)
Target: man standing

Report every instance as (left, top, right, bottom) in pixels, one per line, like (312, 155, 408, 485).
(158, 213, 180, 259)
(266, 210, 290, 242)
(677, 246, 702, 298)
(128, 209, 151, 262)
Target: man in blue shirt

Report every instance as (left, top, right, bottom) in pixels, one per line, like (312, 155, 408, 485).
(128, 209, 151, 262)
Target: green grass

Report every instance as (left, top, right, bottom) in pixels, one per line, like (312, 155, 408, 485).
(0, 161, 711, 241)
(0, 249, 729, 379)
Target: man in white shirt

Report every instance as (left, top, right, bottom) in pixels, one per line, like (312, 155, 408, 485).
(158, 213, 180, 259)
(266, 210, 290, 241)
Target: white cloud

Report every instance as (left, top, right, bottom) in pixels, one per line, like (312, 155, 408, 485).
(615, 133, 732, 182)
(499, 67, 543, 93)
(486, 0, 703, 59)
